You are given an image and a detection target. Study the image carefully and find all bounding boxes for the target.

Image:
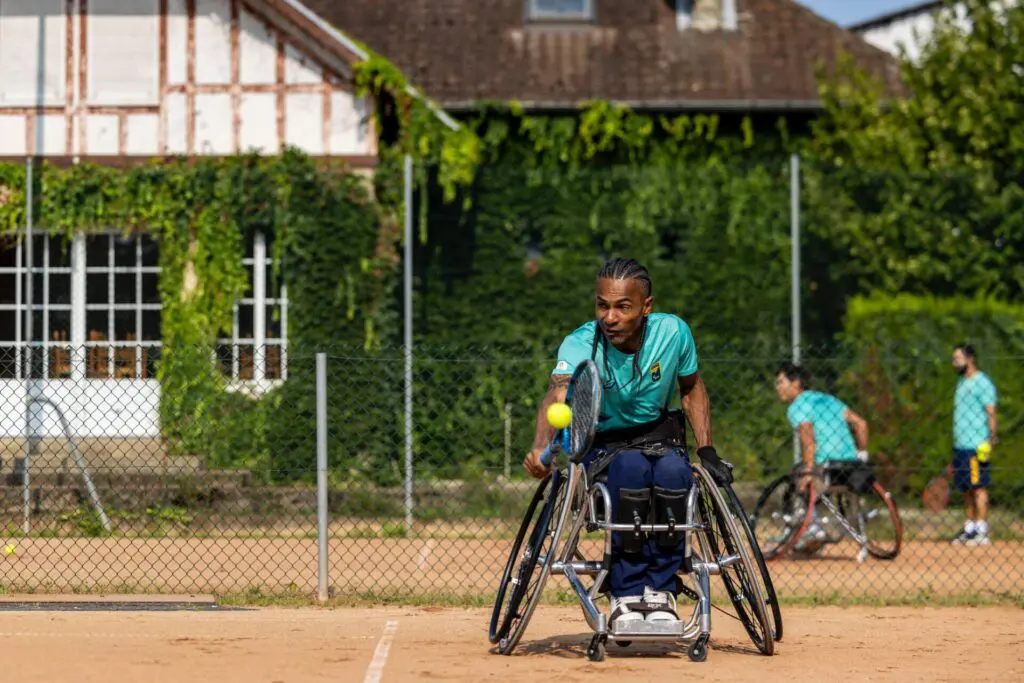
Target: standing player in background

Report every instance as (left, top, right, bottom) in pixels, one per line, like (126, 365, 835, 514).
(950, 344, 998, 547)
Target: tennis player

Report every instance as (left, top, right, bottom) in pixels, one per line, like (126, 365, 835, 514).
(523, 258, 733, 629)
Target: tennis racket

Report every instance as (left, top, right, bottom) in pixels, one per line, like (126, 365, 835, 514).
(540, 359, 602, 467)
(922, 471, 950, 513)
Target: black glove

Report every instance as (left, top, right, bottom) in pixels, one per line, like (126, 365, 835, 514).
(697, 445, 734, 486)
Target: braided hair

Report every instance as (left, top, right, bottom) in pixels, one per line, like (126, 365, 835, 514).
(590, 258, 652, 387)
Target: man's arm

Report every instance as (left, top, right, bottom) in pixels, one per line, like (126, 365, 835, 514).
(798, 422, 816, 472)
(531, 374, 570, 450)
(679, 373, 712, 448)
(523, 374, 570, 478)
(845, 409, 869, 450)
(986, 404, 998, 443)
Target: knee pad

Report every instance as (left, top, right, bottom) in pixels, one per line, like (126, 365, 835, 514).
(653, 486, 689, 549)
(617, 488, 651, 554)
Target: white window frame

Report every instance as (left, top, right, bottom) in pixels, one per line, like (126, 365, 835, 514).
(0, 231, 162, 381)
(217, 230, 289, 389)
(83, 231, 162, 379)
(527, 0, 594, 21)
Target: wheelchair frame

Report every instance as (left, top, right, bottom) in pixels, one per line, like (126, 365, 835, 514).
(490, 458, 776, 662)
(751, 464, 904, 563)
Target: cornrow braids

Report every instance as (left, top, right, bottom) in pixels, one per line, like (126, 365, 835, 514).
(591, 258, 652, 386)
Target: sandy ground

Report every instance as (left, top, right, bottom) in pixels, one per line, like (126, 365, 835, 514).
(2, 605, 1022, 682)
(1, 536, 1021, 599)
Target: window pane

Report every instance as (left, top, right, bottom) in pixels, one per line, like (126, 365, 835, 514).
(145, 344, 160, 378)
(142, 309, 161, 342)
(264, 343, 282, 379)
(87, 234, 110, 266)
(50, 273, 71, 305)
(0, 309, 15, 343)
(243, 264, 254, 297)
(215, 343, 233, 378)
(87, 273, 109, 304)
(141, 273, 159, 304)
(114, 273, 135, 303)
(531, 0, 589, 16)
(0, 343, 16, 379)
(114, 309, 135, 341)
(140, 234, 158, 266)
(238, 304, 253, 339)
(237, 343, 254, 380)
(113, 234, 136, 267)
(0, 236, 17, 267)
(34, 309, 70, 344)
(47, 236, 71, 267)
(87, 310, 109, 342)
(266, 304, 282, 339)
(0, 273, 15, 303)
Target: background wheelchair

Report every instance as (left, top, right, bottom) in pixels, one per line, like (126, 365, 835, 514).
(751, 461, 904, 562)
(488, 360, 781, 662)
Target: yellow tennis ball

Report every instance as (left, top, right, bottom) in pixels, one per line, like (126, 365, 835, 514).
(547, 402, 572, 429)
(977, 441, 992, 462)
(3, 544, 15, 557)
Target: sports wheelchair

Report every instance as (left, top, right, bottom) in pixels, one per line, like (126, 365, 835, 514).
(488, 361, 781, 662)
(489, 458, 781, 661)
(751, 461, 903, 562)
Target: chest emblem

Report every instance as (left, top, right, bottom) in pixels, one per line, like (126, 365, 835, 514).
(650, 361, 662, 383)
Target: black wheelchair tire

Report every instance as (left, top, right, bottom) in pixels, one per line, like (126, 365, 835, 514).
(751, 472, 814, 561)
(489, 469, 567, 653)
(723, 486, 784, 642)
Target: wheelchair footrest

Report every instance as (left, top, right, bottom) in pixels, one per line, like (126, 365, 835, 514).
(610, 619, 685, 638)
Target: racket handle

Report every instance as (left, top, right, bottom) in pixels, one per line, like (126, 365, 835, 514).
(540, 441, 561, 467)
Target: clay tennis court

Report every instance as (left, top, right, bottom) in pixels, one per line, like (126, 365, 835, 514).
(2, 534, 1022, 599)
(3, 602, 1021, 682)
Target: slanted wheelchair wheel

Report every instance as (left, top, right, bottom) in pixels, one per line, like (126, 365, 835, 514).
(723, 486, 784, 642)
(489, 469, 571, 654)
(694, 467, 775, 656)
(840, 482, 904, 560)
(751, 472, 814, 561)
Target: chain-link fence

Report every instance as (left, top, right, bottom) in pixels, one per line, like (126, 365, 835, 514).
(0, 342, 1020, 602)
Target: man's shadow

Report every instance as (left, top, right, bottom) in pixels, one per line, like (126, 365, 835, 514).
(492, 634, 761, 659)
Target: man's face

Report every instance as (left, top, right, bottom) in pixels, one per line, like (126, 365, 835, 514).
(775, 373, 801, 403)
(596, 278, 652, 349)
(952, 349, 969, 375)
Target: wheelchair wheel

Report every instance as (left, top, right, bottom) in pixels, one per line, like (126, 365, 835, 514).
(489, 469, 571, 653)
(694, 467, 775, 656)
(723, 485, 784, 642)
(750, 472, 814, 560)
(840, 481, 904, 560)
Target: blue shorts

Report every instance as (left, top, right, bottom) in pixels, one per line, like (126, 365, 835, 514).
(952, 448, 990, 492)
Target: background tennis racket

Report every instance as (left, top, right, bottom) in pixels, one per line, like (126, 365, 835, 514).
(922, 470, 951, 513)
(541, 359, 602, 467)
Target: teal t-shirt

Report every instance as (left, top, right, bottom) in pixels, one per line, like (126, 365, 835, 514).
(954, 372, 997, 450)
(551, 313, 698, 431)
(786, 390, 857, 464)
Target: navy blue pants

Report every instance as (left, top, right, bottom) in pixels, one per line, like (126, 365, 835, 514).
(586, 448, 694, 598)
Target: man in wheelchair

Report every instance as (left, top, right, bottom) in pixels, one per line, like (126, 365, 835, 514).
(774, 362, 874, 548)
(523, 258, 733, 630)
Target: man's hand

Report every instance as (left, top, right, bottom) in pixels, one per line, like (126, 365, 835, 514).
(797, 471, 814, 493)
(523, 447, 552, 479)
(697, 446, 733, 486)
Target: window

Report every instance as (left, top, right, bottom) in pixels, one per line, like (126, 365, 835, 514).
(528, 0, 593, 21)
(84, 233, 161, 379)
(216, 231, 288, 383)
(0, 232, 160, 380)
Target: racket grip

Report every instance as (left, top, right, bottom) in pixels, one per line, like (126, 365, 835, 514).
(540, 442, 561, 467)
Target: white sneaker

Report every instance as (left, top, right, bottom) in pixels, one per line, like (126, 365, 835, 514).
(964, 533, 991, 547)
(609, 595, 644, 627)
(642, 587, 678, 622)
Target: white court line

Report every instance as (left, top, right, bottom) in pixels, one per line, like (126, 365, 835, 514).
(416, 539, 435, 569)
(363, 620, 399, 683)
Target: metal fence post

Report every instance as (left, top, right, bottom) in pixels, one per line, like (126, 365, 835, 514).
(403, 154, 414, 535)
(790, 153, 802, 466)
(316, 352, 329, 602)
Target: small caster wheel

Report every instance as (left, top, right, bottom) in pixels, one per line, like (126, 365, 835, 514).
(688, 634, 710, 662)
(615, 640, 632, 648)
(586, 634, 606, 662)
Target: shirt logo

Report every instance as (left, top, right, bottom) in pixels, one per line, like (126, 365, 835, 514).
(555, 360, 570, 372)
(650, 361, 662, 382)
